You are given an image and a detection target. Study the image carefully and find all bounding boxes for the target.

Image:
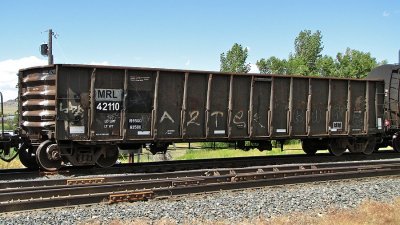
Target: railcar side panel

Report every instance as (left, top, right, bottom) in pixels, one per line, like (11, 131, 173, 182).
(56, 67, 91, 140)
(207, 74, 230, 138)
(250, 77, 271, 137)
(91, 68, 124, 140)
(290, 78, 309, 136)
(184, 73, 208, 139)
(309, 79, 329, 135)
(20, 64, 386, 146)
(271, 77, 290, 137)
(125, 70, 156, 140)
(348, 80, 366, 134)
(329, 80, 348, 135)
(230, 75, 251, 138)
(155, 71, 184, 139)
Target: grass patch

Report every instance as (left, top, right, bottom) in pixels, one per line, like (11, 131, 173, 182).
(0, 141, 307, 167)
(176, 142, 304, 160)
(0, 148, 25, 169)
(0, 159, 23, 169)
(266, 199, 400, 225)
(117, 142, 305, 163)
(0, 153, 24, 169)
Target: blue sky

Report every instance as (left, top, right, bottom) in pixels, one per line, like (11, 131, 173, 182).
(0, 0, 399, 100)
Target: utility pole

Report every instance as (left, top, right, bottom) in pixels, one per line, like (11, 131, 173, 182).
(40, 29, 55, 65)
(48, 29, 54, 65)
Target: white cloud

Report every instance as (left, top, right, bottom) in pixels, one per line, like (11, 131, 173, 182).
(0, 56, 46, 101)
(185, 59, 191, 66)
(249, 63, 259, 73)
(383, 11, 390, 17)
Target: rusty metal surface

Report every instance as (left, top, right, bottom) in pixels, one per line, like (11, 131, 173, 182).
(22, 85, 56, 96)
(109, 191, 154, 204)
(22, 110, 55, 117)
(22, 73, 56, 82)
(21, 121, 55, 128)
(67, 177, 105, 185)
(19, 64, 386, 143)
(19, 68, 56, 138)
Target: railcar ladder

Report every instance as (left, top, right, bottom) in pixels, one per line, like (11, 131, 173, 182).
(388, 69, 400, 128)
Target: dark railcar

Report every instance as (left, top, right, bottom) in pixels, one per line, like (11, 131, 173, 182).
(367, 64, 400, 150)
(17, 64, 385, 170)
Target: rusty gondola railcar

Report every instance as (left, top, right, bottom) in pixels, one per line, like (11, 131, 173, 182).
(367, 64, 400, 149)
(15, 64, 385, 170)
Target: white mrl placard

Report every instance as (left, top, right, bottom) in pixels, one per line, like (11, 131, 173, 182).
(95, 89, 123, 101)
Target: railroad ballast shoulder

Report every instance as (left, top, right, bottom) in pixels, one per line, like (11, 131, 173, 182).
(1, 64, 398, 171)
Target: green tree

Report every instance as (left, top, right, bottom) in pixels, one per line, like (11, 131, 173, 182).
(256, 56, 287, 74)
(294, 30, 324, 75)
(336, 48, 380, 78)
(286, 54, 310, 75)
(316, 55, 336, 77)
(254, 29, 386, 78)
(256, 30, 324, 76)
(220, 43, 251, 73)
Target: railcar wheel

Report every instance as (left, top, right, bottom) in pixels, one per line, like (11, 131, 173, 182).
(301, 140, 317, 155)
(257, 141, 272, 152)
(363, 138, 376, 155)
(328, 139, 346, 156)
(36, 140, 62, 171)
(149, 143, 169, 155)
(392, 133, 400, 152)
(96, 145, 119, 168)
(18, 143, 39, 169)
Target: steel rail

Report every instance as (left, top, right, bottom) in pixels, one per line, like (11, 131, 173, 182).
(1, 160, 400, 213)
(2, 158, 400, 190)
(0, 150, 399, 181)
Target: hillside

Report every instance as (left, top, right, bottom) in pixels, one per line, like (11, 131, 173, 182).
(3, 99, 18, 115)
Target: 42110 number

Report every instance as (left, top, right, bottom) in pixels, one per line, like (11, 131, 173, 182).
(96, 102, 121, 112)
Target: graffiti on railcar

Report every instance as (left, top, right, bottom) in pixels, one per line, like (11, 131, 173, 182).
(232, 110, 246, 128)
(293, 108, 305, 123)
(187, 110, 200, 126)
(252, 113, 265, 128)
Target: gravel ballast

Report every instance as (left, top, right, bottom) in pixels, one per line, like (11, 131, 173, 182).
(1, 176, 400, 224)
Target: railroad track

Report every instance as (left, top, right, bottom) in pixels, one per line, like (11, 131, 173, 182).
(0, 150, 399, 181)
(1, 159, 400, 213)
